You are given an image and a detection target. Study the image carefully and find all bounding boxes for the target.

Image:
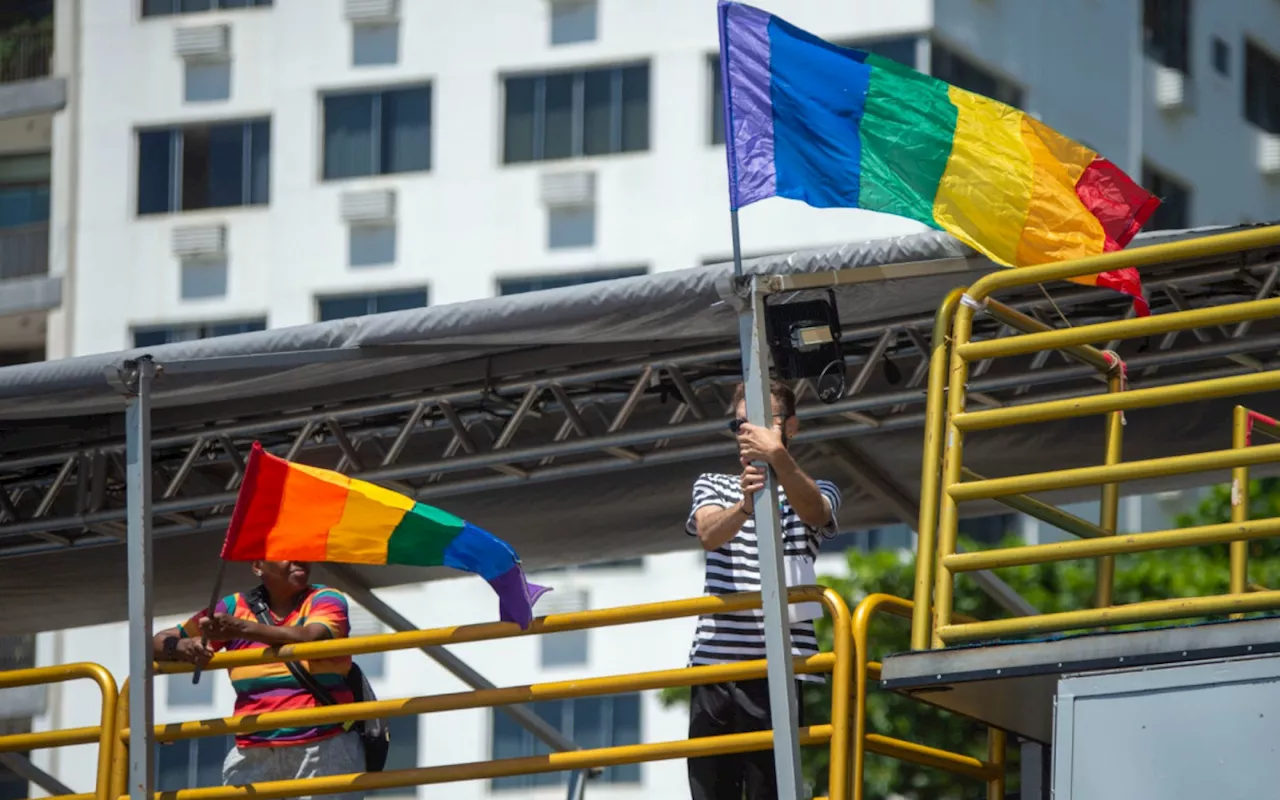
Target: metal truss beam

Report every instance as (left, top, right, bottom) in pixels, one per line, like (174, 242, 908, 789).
(0, 262, 1277, 557)
(0, 752, 75, 797)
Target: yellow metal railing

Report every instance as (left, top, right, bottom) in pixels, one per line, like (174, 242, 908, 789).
(0, 663, 117, 800)
(0, 583, 1018, 793)
(913, 223, 1280, 649)
(850, 594, 1004, 800)
(1, 587, 1018, 800)
(911, 289, 1124, 648)
(99, 586, 856, 800)
(1229, 405, 1280, 617)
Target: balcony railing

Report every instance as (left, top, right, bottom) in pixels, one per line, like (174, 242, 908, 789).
(0, 223, 49, 280)
(0, 25, 53, 84)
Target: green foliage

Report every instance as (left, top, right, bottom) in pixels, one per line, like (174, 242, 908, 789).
(0, 14, 53, 79)
(1176, 477, 1280, 564)
(662, 492, 1280, 798)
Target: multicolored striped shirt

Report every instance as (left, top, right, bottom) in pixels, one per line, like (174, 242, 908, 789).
(178, 585, 352, 749)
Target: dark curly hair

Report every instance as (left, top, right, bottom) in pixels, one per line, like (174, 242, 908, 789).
(728, 380, 797, 419)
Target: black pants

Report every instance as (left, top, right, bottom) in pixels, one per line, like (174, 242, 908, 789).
(687, 678, 807, 800)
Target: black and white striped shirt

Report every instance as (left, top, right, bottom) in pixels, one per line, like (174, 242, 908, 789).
(685, 472, 841, 683)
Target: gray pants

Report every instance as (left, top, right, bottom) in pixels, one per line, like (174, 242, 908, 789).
(223, 730, 365, 800)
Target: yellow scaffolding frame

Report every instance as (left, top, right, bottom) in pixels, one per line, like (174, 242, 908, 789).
(850, 594, 1004, 800)
(913, 223, 1280, 649)
(0, 663, 118, 800)
(911, 290, 1124, 648)
(1229, 405, 1280, 617)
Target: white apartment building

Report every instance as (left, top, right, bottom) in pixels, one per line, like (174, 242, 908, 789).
(4, 0, 1280, 798)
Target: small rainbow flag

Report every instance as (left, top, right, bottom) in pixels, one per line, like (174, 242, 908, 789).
(718, 1, 1161, 314)
(221, 443, 550, 628)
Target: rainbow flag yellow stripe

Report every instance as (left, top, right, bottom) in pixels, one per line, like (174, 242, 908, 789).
(720, 1, 1161, 312)
(221, 443, 549, 628)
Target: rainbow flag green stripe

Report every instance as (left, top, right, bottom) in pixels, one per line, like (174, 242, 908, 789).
(221, 443, 550, 628)
(719, 1, 1161, 312)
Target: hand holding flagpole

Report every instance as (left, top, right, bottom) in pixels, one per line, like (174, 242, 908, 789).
(191, 559, 226, 685)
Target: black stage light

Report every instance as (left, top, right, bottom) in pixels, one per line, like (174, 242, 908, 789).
(764, 290, 845, 404)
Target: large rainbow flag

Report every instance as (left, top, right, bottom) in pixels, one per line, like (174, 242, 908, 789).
(718, 1, 1161, 314)
(221, 443, 549, 629)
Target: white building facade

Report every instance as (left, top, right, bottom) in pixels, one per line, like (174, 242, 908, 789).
(8, 0, 1280, 798)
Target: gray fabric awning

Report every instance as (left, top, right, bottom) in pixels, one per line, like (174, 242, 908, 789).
(2, 222, 1279, 635)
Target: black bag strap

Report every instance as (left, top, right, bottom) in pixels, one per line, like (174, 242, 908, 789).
(245, 586, 338, 707)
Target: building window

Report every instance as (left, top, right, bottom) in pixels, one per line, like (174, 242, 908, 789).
(137, 120, 270, 216)
(155, 736, 231, 791)
(491, 695, 641, 790)
(1141, 163, 1191, 231)
(1143, 0, 1191, 74)
(1244, 41, 1280, 134)
(317, 288, 428, 321)
(180, 258, 228, 300)
(349, 225, 397, 267)
(931, 43, 1023, 108)
(0, 155, 50, 229)
(143, 0, 271, 17)
(503, 64, 650, 164)
(185, 62, 231, 104)
(323, 86, 432, 180)
(166, 673, 215, 707)
(498, 267, 646, 295)
(548, 205, 594, 249)
(710, 57, 725, 146)
(133, 318, 266, 348)
(540, 630, 589, 668)
(1212, 36, 1230, 77)
(710, 36, 918, 146)
(550, 0, 597, 46)
(0, 183, 48, 227)
(352, 24, 399, 67)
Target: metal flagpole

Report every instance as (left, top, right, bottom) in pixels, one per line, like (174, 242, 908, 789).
(122, 357, 156, 800)
(736, 271, 805, 800)
(718, 3, 805, 796)
(191, 559, 226, 685)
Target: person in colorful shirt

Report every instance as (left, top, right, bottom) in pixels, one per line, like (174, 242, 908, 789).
(152, 560, 364, 799)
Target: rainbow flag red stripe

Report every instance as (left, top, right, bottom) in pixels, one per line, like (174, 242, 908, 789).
(222, 443, 549, 628)
(719, 1, 1161, 313)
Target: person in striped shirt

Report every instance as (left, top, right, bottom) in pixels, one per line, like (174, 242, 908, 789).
(685, 381, 841, 800)
(152, 560, 364, 799)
